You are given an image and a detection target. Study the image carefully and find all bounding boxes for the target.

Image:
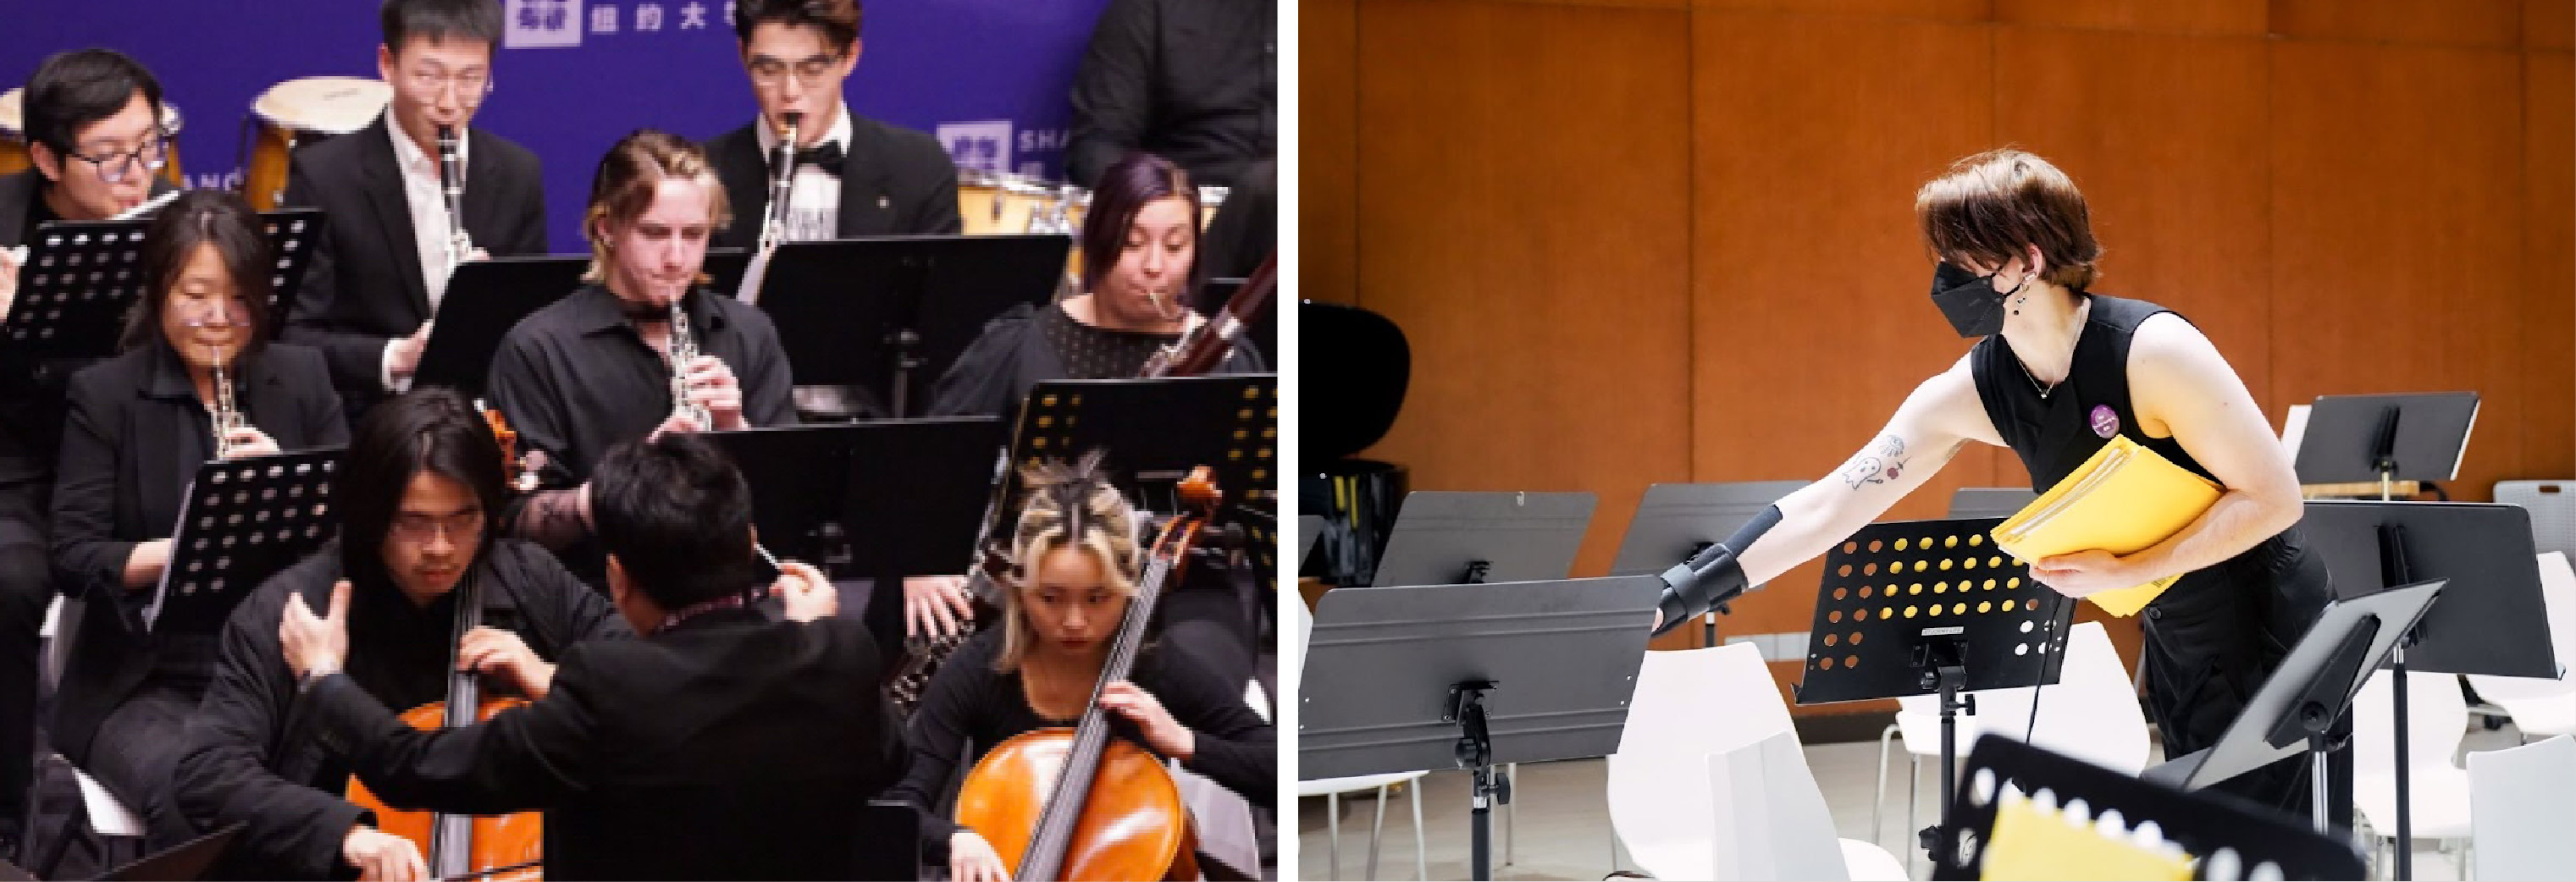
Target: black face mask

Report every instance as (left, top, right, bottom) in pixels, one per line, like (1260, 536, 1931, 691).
(1929, 262, 2029, 339)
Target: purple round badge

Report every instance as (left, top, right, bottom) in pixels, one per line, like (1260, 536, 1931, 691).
(2089, 405, 2120, 439)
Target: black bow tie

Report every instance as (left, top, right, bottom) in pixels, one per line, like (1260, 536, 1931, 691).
(782, 141, 843, 177)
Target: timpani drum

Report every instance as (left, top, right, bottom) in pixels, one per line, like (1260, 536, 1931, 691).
(0, 87, 187, 185)
(242, 77, 392, 211)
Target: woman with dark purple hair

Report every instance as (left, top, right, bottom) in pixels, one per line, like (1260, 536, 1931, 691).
(927, 152, 1264, 420)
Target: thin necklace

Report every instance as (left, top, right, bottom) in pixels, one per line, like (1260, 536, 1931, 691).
(2015, 297, 2089, 400)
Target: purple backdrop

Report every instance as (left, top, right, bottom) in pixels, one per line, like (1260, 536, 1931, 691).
(7, 0, 1116, 251)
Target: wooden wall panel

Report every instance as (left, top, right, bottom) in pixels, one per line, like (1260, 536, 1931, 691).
(1692, 0, 1990, 20)
(2529, 51, 2576, 478)
(2269, 0, 2523, 47)
(2535, 0, 2575, 49)
(2269, 42, 2528, 499)
(1299, 0, 1357, 305)
(1689, 12, 1997, 652)
(1993, 0, 2266, 36)
(1353, 0, 1698, 585)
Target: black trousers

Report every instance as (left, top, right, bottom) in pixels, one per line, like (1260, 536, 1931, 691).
(78, 677, 204, 851)
(2140, 527, 2352, 826)
(0, 481, 52, 839)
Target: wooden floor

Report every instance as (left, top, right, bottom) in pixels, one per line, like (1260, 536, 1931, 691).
(1293, 727, 2518, 881)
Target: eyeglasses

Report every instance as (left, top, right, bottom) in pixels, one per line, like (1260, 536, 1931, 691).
(404, 68, 495, 102)
(746, 53, 842, 86)
(390, 510, 484, 543)
(64, 131, 170, 185)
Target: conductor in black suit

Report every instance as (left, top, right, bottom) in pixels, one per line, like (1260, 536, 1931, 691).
(276, 433, 912, 881)
(279, 0, 549, 414)
(702, 0, 961, 249)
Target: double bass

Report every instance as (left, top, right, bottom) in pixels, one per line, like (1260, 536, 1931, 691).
(951, 468, 1225, 881)
(342, 410, 544, 882)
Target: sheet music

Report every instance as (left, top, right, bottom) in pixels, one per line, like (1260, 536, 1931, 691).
(2279, 404, 2311, 457)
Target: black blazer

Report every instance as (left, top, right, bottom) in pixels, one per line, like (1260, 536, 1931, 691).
(306, 609, 911, 880)
(49, 340, 348, 765)
(174, 539, 628, 880)
(0, 168, 181, 492)
(278, 114, 548, 408)
(703, 113, 963, 249)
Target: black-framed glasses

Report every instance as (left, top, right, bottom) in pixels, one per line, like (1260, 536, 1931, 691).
(64, 130, 171, 185)
(747, 53, 843, 85)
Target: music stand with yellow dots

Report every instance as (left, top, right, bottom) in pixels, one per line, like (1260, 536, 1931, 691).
(1933, 735, 2366, 881)
(1795, 516, 2078, 863)
(1002, 375, 1278, 521)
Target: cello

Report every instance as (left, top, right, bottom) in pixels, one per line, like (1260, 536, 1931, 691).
(341, 409, 544, 882)
(952, 466, 1226, 881)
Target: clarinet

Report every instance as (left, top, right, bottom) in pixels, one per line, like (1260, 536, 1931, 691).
(667, 296, 713, 429)
(755, 112, 802, 254)
(208, 344, 247, 459)
(435, 125, 473, 270)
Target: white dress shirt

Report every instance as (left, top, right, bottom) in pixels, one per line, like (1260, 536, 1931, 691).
(382, 116, 467, 392)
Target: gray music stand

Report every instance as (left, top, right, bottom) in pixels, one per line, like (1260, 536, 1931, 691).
(1606, 481, 1802, 645)
(1299, 575, 1660, 880)
(1296, 514, 1324, 567)
(1368, 491, 1594, 588)
(2144, 580, 2444, 831)
(1947, 487, 2037, 521)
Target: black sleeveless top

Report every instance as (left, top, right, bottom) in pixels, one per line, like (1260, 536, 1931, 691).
(1967, 295, 2322, 643)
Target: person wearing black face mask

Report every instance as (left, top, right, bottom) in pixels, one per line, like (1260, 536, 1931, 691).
(1650, 148, 2338, 824)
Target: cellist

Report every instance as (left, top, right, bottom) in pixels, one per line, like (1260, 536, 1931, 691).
(170, 389, 627, 880)
(888, 454, 1274, 882)
(266, 432, 909, 881)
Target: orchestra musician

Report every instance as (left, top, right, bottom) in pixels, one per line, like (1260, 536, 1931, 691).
(1064, 0, 1275, 191)
(888, 454, 1274, 882)
(279, 0, 550, 416)
(274, 433, 909, 881)
(703, 0, 961, 251)
(931, 151, 1269, 692)
(170, 389, 629, 881)
(49, 190, 348, 848)
(488, 130, 793, 561)
(0, 47, 180, 857)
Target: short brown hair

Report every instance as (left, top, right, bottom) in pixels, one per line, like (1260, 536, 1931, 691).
(1915, 149, 2103, 290)
(732, 0, 861, 49)
(124, 190, 275, 357)
(581, 130, 732, 283)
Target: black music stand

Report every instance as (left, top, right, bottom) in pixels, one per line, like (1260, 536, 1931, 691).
(1368, 491, 1594, 588)
(2291, 392, 2479, 496)
(95, 822, 241, 881)
(2144, 580, 2443, 830)
(145, 449, 342, 635)
(1299, 575, 1661, 881)
(1608, 481, 1803, 645)
(2302, 499, 2558, 878)
(1938, 736, 2365, 880)
(1796, 516, 2075, 862)
(5, 210, 323, 364)
(412, 250, 749, 400)
(1001, 376, 1279, 521)
(749, 235, 1068, 417)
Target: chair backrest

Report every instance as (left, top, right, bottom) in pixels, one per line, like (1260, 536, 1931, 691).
(2498, 482, 2576, 562)
(1707, 730, 1855, 881)
(2023, 621, 2152, 775)
(1606, 642, 1794, 879)
(2354, 669, 2470, 774)
(2467, 734, 2576, 881)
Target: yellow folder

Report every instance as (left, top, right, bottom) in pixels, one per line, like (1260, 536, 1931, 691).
(1989, 435, 2221, 617)
(1982, 794, 2196, 881)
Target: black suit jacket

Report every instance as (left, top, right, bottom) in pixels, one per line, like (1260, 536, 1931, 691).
(0, 168, 181, 493)
(49, 340, 348, 764)
(278, 115, 548, 408)
(174, 540, 628, 880)
(306, 608, 912, 880)
(704, 113, 963, 249)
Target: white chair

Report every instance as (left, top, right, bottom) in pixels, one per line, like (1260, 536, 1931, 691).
(2467, 734, 2576, 880)
(1294, 597, 1428, 880)
(2354, 669, 2474, 876)
(30, 595, 147, 874)
(1874, 621, 2148, 857)
(2467, 553, 2576, 740)
(1707, 730, 1908, 881)
(1608, 642, 1903, 880)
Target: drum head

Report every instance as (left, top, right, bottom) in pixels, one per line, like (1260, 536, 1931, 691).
(0, 88, 20, 138)
(252, 77, 393, 135)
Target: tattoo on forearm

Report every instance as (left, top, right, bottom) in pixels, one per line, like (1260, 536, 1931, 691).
(515, 489, 589, 551)
(1841, 434, 1916, 489)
